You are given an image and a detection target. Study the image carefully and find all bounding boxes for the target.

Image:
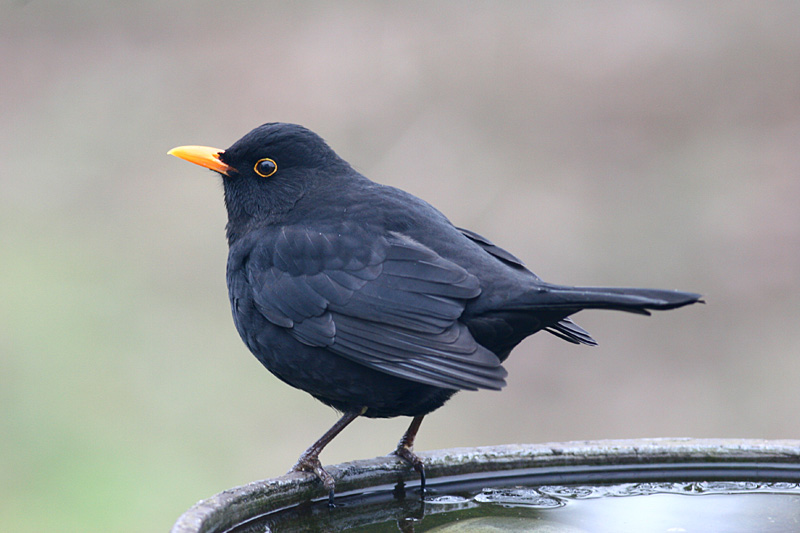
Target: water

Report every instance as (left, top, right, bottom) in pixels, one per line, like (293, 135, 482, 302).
(231, 478, 800, 532)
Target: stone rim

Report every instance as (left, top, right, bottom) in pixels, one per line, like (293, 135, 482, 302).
(170, 438, 800, 533)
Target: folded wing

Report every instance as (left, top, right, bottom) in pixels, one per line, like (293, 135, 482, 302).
(236, 224, 507, 391)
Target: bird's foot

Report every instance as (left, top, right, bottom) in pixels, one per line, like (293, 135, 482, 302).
(393, 445, 427, 493)
(287, 410, 364, 507)
(291, 454, 336, 506)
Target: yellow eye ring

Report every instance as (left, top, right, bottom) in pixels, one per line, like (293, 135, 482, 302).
(254, 158, 277, 177)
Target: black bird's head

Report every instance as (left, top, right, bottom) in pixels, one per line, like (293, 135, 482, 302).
(169, 123, 351, 242)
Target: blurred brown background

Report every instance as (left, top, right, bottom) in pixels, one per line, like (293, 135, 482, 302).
(2, 1, 799, 531)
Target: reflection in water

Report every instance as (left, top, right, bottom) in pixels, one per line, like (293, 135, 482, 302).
(233, 480, 800, 532)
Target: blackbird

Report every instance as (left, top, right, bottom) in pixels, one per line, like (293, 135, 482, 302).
(168, 123, 701, 503)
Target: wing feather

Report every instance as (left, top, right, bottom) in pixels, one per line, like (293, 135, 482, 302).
(233, 225, 506, 391)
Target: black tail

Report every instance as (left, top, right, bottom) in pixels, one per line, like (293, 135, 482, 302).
(513, 285, 702, 347)
(471, 285, 702, 351)
(531, 285, 703, 316)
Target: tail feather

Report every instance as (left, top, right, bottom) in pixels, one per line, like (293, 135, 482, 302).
(522, 285, 703, 315)
(532, 286, 700, 347)
(545, 317, 598, 346)
(470, 284, 701, 353)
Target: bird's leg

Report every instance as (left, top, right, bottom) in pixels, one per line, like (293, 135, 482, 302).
(291, 408, 364, 506)
(393, 415, 427, 492)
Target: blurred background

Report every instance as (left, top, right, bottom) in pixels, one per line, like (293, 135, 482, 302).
(2, 1, 799, 531)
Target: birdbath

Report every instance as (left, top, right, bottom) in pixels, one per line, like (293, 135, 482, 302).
(171, 438, 800, 532)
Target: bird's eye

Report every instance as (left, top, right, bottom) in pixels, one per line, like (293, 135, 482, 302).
(254, 158, 277, 178)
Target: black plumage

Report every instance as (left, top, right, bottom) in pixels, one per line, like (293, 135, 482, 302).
(169, 123, 701, 502)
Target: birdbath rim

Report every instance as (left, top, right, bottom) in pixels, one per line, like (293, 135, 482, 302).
(171, 438, 800, 533)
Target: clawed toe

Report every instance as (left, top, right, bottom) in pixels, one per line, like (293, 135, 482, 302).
(291, 455, 337, 506)
(392, 415, 427, 492)
(393, 445, 427, 492)
(288, 410, 363, 506)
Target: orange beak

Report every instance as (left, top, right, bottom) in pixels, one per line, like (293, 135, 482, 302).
(167, 145, 232, 175)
